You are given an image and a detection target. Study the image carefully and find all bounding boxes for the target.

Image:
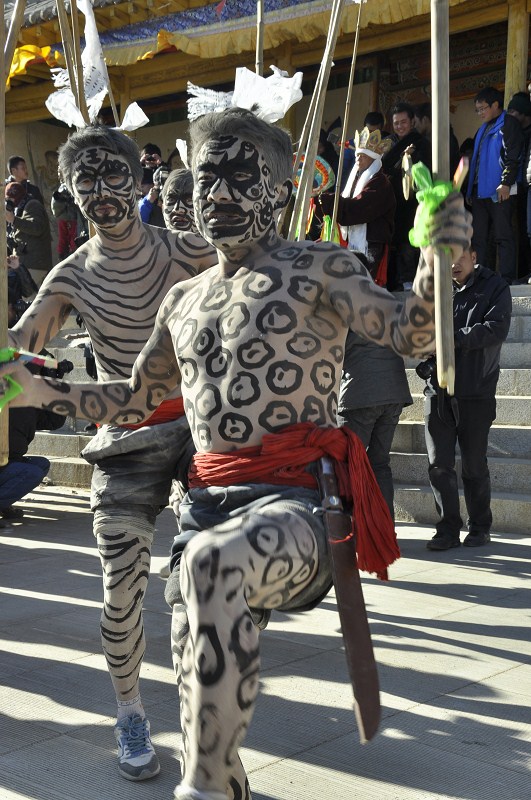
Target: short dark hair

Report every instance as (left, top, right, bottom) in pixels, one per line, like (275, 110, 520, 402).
(7, 156, 25, 173)
(58, 125, 143, 193)
(390, 102, 415, 120)
(474, 87, 504, 108)
(363, 111, 384, 128)
(189, 107, 293, 186)
(161, 168, 193, 203)
(141, 142, 162, 157)
(414, 102, 431, 121)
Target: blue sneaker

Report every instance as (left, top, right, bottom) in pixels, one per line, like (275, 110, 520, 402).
(114, 714, 160, 781)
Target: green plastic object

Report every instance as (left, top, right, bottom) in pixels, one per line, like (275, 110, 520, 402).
(0, 376, 23, 412)
(408, 162, 453, 248)
(0, 348, 23, 412)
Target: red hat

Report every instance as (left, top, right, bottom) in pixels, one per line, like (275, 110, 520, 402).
(5, 181, 27, 206)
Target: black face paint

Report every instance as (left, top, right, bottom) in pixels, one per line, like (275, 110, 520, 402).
(71, 147, 137, 228)
(194, 136, 277, 248)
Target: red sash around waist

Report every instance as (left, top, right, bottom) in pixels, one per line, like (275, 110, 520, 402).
(120, 397, 185, 430)
(189, 422, 400, 580)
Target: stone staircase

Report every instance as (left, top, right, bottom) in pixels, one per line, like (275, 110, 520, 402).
(392, 285, 531, 535)
(29, 288, 531, 534)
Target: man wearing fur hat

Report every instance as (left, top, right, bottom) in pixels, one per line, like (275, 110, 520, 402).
(319, 127, 396, 285)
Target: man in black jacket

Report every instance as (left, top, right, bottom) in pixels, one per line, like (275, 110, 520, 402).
(420, 246, 512, 550)
(381, 102, 431, 291)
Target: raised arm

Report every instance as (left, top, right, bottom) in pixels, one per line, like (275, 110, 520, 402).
(323, 193, 472, 357)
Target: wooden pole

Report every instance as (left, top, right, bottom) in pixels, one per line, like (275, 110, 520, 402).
(69, 0, 90, 124)
(4, 0, 26, 78)
(431, 0, 455, 394)
(288, 0, 346, 241)
(56, 0, 85, 120)
(330, 1, 363, 234)
(0, 0, 9, 464)
(256, 0, 264, 76)
(505, 0, 529, 105)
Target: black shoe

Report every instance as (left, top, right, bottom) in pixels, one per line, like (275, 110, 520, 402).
(1, 505, 24, 520)
(426, 533, 461, 551)
(463, 532, 491, 547)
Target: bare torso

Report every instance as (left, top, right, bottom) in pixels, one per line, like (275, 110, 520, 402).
(10, 222, 216, 381)
(161, 238, 433, 452)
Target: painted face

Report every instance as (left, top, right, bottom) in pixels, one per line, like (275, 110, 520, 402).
(193, 135, 277, 249)
(163, 186, 197, 233)
(70, 147, 137, 229)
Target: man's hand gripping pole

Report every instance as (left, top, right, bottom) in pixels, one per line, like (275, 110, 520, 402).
(408, 162, 468, 395)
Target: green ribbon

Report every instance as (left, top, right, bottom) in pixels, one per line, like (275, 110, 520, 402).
(408, 162, 453, 247)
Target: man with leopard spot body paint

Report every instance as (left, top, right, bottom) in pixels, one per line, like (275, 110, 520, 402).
(4, 108, 472, 800)
(7, 125, 217, 783)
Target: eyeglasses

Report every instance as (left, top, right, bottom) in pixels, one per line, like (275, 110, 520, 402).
(475, 105, 490, 114)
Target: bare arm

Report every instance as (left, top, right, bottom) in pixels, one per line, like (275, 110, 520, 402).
(9, 275, 74, 352)
(4, 290, 181, 424)
(324, 193, 472, 357)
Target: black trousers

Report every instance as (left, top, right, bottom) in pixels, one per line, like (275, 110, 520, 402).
(424, 395, 496, 538)
(471, 195, 516, 282)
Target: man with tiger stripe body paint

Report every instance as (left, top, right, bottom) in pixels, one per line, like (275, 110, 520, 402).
(7, 125, 217, 782)
(3, 109, 472, 800)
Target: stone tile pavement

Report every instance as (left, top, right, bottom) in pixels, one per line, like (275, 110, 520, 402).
(0, 485, 529, 800)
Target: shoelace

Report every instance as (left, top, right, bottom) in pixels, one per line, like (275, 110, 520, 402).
(118, 716, 151, 756)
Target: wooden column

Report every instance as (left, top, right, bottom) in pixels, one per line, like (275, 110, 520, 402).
(0, 1, 8, 464)
(276, 42, 296, 137)
(505, 0, 529, 104)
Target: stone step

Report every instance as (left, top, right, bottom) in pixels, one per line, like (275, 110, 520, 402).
(391, 452, 531, 493)
(404, 342, 531, 370)
(27, 431, 94, 488)
(506, 314, 531, 340)
(402, 394, 531, 426)
(28, 430, 94, 457)
(405, 368, 531, 396)
(394, 484, 531, 535)
(40, 456, 93, 488)
(393, 420, 531, 458)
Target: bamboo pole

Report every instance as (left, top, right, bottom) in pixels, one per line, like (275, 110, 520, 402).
(288, 0, 346, 241)
(4, 0, 26, 78)
(0, 1, 9, 464)
(255, 0, 264, 76)
(330, 0, 363, 234)
(431, 0, 455, 394)
(56, 0, 86, 121)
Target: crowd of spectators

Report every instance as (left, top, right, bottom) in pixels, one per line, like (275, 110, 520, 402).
(313, 88, 531, 287)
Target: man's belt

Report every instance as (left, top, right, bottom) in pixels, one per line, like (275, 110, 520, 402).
(316, 456, 380, 743)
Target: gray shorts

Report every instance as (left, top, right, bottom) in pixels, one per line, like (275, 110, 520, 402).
(81, 416, 195, 522)
(165, 483, 333, 613)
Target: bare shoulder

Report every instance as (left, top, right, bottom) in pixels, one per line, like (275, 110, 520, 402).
(271, 238, 369, 279)
(39, 248, 89, 295)
(166, 227, 217, 262)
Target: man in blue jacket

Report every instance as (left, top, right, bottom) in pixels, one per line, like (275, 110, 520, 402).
(467, 87, 524, 284)
(419, 246, 512, 551)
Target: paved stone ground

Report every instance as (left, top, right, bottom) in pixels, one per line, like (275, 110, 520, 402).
(0, 485, 529, 800)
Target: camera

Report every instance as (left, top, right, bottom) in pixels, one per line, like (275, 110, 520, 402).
(40, 355, 75, 380)
(415, 355, 436, 381)
(5, 199, 15, 213)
